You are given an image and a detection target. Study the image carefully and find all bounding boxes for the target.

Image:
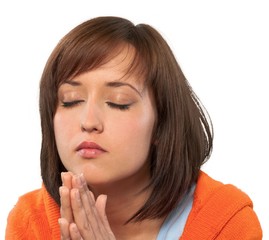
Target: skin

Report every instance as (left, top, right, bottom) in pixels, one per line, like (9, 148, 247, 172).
(54, 46, 163, 239)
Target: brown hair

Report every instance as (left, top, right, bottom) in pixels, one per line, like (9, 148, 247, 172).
(39, 16, 213, 222)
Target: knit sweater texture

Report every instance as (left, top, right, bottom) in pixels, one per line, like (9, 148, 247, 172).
(5, 171, 262, 239)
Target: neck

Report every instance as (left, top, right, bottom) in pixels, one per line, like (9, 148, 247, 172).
(105, 191, 164, 240)
(89, 178, 165, 239)
(91, 174, 152, 223)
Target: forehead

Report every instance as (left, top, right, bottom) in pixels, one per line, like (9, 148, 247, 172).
(79, 44, 146, 86)
(60, 45, 144, 90)
(56, 40, 148, 91)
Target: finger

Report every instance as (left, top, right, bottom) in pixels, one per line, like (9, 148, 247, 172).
(69, 222, 83, 240)
(60, 186, 74, 223)
(58, 218, 71, 240)
(95, 195, 115, 237)
(74, 175, 114, 238)
(71, 174, 99, 223)
(61, 172, 73, 189)
(75, 174, 102, 225)
(95, 195, 107, 219)
(60, 172, 74, 222)
(70, 188, 95, 237)
(71, 175, 116, 239)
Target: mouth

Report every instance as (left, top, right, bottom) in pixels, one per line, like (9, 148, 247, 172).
(76, 141, 107, 159)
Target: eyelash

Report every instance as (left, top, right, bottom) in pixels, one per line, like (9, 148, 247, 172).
(61, 100, 131, 111)
(106, 102, 131, 111)
(61, 100, 84, 108)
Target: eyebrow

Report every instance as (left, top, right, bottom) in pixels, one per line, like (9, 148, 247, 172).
(62, 80, 143, 97)
(63, 79, 81, 86)
(105, 81, 142, 97)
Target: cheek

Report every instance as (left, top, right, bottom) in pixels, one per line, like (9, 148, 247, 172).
(53, 112, 75, 150)
(54, 112, 64, 139)
(110, 112, 155, 153)
(122, 119, 155, 172)
(53, 113, 64, 154)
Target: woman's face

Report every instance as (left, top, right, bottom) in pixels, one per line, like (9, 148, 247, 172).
(54, 46, 156, 190)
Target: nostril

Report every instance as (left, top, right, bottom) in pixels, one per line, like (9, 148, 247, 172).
(81, 124, 86, 132)
(80, 123, 103, 133)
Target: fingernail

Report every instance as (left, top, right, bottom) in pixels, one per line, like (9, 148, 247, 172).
(58, 218, 63, 225)
(75, 174, 82, 187)
(61, 172, 67, 185)
(74, 189, 80, 201)
(79, 173, 85, 184)
(70, 223, 79, 233)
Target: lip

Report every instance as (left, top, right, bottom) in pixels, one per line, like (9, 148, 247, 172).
(76, 141, 107, 159)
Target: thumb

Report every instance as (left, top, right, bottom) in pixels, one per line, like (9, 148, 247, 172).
(95, 195, 115, 237)
(95, 194, 108, 221)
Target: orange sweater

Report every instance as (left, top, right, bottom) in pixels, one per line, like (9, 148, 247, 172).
(5, 171, 262, 239)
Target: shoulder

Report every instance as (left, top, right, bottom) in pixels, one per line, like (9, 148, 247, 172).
(181, 171, 263, 239)
(7, 187, 45, 222)
(193, 171, 251, 208)
(6, 184, 60, 239)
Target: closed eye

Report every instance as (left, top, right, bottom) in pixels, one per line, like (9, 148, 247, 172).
(106, 102, 131, 111)
(61, 100, 84, 108)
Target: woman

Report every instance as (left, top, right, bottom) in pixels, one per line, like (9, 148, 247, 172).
(6, 16, 262, 239)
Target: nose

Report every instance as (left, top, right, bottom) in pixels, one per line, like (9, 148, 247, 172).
(80, 102, 104, 133)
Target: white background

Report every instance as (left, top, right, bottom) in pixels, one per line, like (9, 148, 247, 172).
(0, 0, 268, 238)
